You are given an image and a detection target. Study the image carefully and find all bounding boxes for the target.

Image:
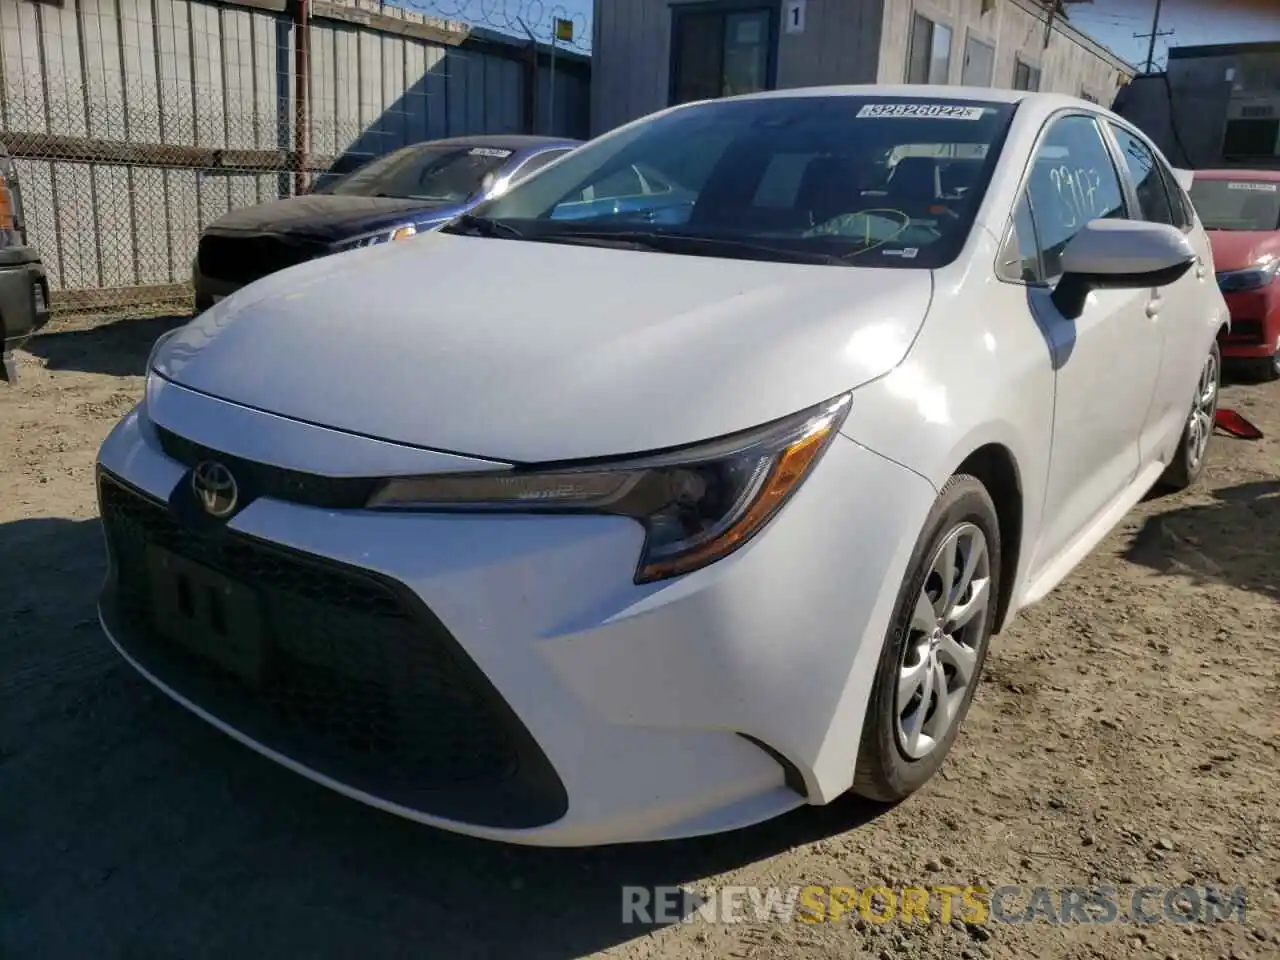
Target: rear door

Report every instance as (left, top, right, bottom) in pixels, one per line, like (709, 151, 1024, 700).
(1104, 122, 1210, 465)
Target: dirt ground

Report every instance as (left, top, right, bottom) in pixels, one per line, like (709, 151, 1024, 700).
(2, 314, 1278, 960)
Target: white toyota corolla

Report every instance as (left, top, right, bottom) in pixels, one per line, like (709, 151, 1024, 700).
(97, 86, 1228, 846)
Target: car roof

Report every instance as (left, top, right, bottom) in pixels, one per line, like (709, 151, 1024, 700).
(1191, 168, 1280, 182)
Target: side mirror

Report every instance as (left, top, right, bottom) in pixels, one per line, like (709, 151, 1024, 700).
(1052, 219, 1196, 319)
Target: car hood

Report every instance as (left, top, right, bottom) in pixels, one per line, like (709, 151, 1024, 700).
(154, 233, 934, 463)
(1207, 230, 1280, 272)
(207, 194, 468, 241)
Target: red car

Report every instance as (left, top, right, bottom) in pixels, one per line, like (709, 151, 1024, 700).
(1188, 169, 1280, 381)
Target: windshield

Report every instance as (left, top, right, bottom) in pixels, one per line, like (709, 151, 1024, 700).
(448, 96, 1016, 268)
(314, 144, 515, 202)
(1189, 177, 1280, 231)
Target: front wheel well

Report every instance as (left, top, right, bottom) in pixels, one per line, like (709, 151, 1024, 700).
(955, 444, 1022, 633)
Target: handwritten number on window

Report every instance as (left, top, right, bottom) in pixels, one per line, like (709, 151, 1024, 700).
(1050, 165, 1105, 229)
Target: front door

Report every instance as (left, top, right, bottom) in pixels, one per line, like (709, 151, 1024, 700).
(1023, 114, 1165, 573)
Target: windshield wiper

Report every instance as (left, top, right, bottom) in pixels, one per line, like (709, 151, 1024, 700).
(528, 230, 851, 266)
(444, 214, 524, 239)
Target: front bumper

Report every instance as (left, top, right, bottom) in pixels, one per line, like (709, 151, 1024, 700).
(1218, 286, 1279, 359)
(0, 246, 50, 349)
(94, 382, 935, 845)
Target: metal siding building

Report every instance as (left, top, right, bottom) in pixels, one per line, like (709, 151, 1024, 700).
(590, 0, 1133, 137)
(1115, 42, 1280, 170)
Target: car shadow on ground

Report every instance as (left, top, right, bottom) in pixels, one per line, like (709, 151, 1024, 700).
(23, 313, 191, 378)
(0, 514, 893, 960)
(1125, 480, 1279, 602)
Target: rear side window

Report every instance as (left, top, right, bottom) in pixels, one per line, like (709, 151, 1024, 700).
(1163, 168, 1196, 231)
(1022, 114, 1127, 280)
(1109, 125, 1177, 227)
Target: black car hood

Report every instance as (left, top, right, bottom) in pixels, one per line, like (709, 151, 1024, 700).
(206, 194, 467, 240)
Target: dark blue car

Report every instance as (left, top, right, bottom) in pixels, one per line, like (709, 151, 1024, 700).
(193, 135, 580, 311)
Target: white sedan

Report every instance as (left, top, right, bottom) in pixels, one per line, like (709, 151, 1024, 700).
(96, 86, 1228, 846)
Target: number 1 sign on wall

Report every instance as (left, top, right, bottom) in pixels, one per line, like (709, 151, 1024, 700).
(785, 0, 806, 34)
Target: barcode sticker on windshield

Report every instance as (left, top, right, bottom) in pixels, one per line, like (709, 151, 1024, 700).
(469, 147, 513, 158)
(1227, 181, 1278, 192)
(857, 103, 986, 120)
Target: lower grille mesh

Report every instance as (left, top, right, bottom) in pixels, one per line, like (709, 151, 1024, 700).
(97, 470, 567, 827)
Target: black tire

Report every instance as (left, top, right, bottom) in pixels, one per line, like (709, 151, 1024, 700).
(1159, 340, 1221, 492)
(194, 293, 214, 314)
(852, 474, 1002, 804)
(1244, 352, 1280, 384)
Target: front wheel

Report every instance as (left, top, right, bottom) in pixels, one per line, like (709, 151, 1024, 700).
(1159, 340, 1221, 491)
(852, 475, 1001, 803)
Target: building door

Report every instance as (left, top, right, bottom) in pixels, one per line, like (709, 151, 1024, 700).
(670, 6, 775, 106)
(961, 34, 995, 87)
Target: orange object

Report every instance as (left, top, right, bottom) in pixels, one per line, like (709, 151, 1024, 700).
(0, 174, 14, 231)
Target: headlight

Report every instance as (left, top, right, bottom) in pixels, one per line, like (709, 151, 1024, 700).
(368, 393, 853, 583)
(335, 223, 418, 251)
(147, 327, 181, 374)
(1218, 256, 1279, 293)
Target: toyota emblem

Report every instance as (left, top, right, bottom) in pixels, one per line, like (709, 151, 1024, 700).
(191, 460, 239, 518)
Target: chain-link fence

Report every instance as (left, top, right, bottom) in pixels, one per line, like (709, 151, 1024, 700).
(0, 0, 590, 318)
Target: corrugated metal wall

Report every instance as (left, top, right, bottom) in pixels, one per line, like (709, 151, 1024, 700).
(0, 0, 589, 311)
(590, 0, 1133, 137)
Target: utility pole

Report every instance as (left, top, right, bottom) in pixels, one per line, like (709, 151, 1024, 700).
(1134, 0, 1175, 73)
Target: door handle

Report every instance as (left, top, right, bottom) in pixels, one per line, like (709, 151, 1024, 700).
(1196, 258, 1208, 280)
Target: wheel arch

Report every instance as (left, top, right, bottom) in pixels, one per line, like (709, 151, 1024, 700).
(953, 443, 1023, 634)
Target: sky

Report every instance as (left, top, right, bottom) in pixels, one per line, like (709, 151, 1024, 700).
(399, 0, 1280, 62)
(1066, 0, 1280, 69)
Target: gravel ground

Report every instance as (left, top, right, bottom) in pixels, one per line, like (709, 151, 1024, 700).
(2, 314, 1278, 960)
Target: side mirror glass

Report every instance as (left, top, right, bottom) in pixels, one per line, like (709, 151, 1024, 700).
(1053, 219, 1196, 319)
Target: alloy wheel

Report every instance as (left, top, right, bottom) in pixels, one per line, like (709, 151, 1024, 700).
(1185, 349, 1219, 472)
(896, 522, 991, 760)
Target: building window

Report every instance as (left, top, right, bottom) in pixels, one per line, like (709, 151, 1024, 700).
(907, 13, 953, 85)
(670, 6, 775, 106)
(1223, 118, 1280, 161)
(961, 33, 995, 87)
(1013, 58, 1041, 92)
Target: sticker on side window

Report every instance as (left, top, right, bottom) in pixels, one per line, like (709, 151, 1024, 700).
(469, 147, 513, 158)
(1226, 181, 1278, 192)
(856, 103, 986, 120)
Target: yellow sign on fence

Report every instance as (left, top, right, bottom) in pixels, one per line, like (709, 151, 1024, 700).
(554, 18, 574, 43)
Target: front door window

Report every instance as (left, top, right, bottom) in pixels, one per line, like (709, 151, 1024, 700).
(671, 7, 773, 105)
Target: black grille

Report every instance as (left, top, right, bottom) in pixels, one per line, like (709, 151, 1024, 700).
(197, 232, 330, 285)
(97, 470, 568, 828)
(1221, 318, 1264, 345)
(155, 425, 378, 510)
